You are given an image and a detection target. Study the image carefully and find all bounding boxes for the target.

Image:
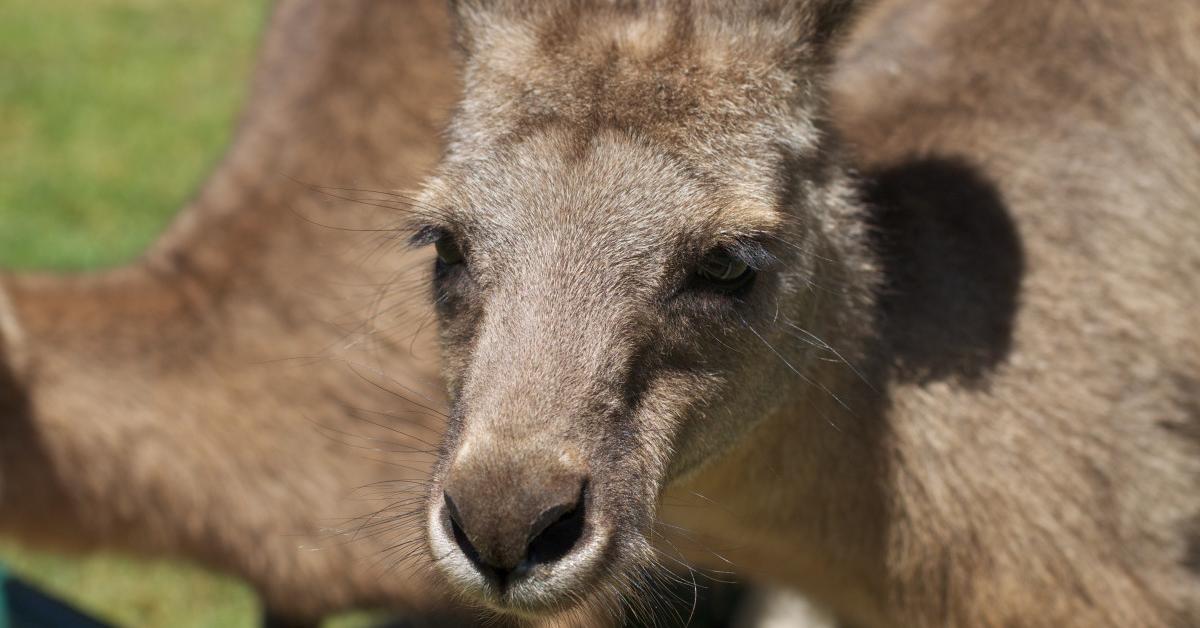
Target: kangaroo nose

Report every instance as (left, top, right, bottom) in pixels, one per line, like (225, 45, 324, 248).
(442, 459, 588, 588)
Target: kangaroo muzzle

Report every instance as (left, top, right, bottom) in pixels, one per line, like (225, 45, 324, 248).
(441, 443, 590, 589)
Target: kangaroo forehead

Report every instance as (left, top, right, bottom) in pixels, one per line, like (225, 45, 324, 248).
(432, 127, 785, 241)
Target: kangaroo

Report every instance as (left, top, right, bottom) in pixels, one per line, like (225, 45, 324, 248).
(0, 1, 751, 625)
(416, 0, 1200, 626)
(0, 0, 471, 624)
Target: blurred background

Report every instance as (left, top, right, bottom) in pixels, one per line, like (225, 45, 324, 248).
(0, 0, 264, 271)
(0, 1, 371, 625)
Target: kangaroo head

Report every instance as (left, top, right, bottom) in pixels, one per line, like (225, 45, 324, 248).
(415, 0, 874, 616)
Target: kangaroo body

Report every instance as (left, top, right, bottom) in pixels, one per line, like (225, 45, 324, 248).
(0, 1, 463, 622)
(670, 2, 1200, 625)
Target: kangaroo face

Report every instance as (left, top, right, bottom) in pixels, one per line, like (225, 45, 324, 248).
(415, 1, 868, 616)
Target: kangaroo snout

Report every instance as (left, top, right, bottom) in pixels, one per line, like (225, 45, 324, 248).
(436, 445, 596, 599)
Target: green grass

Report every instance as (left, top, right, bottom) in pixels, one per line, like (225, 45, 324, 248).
(0, 541, 257, 627)
(0, 1, 381, 626)
(0, 0, 267, 269)
(0, 542, 379, 628)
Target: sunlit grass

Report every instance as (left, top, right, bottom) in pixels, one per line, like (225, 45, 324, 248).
(0, 541, 256, 627)
(0, 0, 266, 269)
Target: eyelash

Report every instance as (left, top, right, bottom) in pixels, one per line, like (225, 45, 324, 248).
(408, 225, 449, 248)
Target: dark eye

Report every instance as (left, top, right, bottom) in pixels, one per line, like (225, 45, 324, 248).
(695, 248, 754, 290)
(435, 234, 465, 265)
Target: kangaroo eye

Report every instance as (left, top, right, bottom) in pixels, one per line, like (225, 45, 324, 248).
(435, 234, 465, 265)
(696, 248, 754, 289)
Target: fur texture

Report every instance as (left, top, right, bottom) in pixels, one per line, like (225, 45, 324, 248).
(0, 2, 737, 624)
(2, 0, 1197, 626)
(416, 0, 1200, 626)
(0, 0, 466, 622)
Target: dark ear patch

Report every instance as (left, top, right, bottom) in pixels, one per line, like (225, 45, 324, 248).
(865, 157, 1024, 386)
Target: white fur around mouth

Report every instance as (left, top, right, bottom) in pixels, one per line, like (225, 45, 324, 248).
(426, 500, 611, 614)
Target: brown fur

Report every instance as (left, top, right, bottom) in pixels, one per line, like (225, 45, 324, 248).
(0, 0, 466, 622)
(0, 2, 738, 625)
(417, 0, 1200, 626)
(2, 0, 1197, 626)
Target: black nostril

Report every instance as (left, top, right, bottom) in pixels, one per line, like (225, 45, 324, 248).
(444, 492, 500, 581)
(524, 481, 587, 569)
(442, 479, 588, 588)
